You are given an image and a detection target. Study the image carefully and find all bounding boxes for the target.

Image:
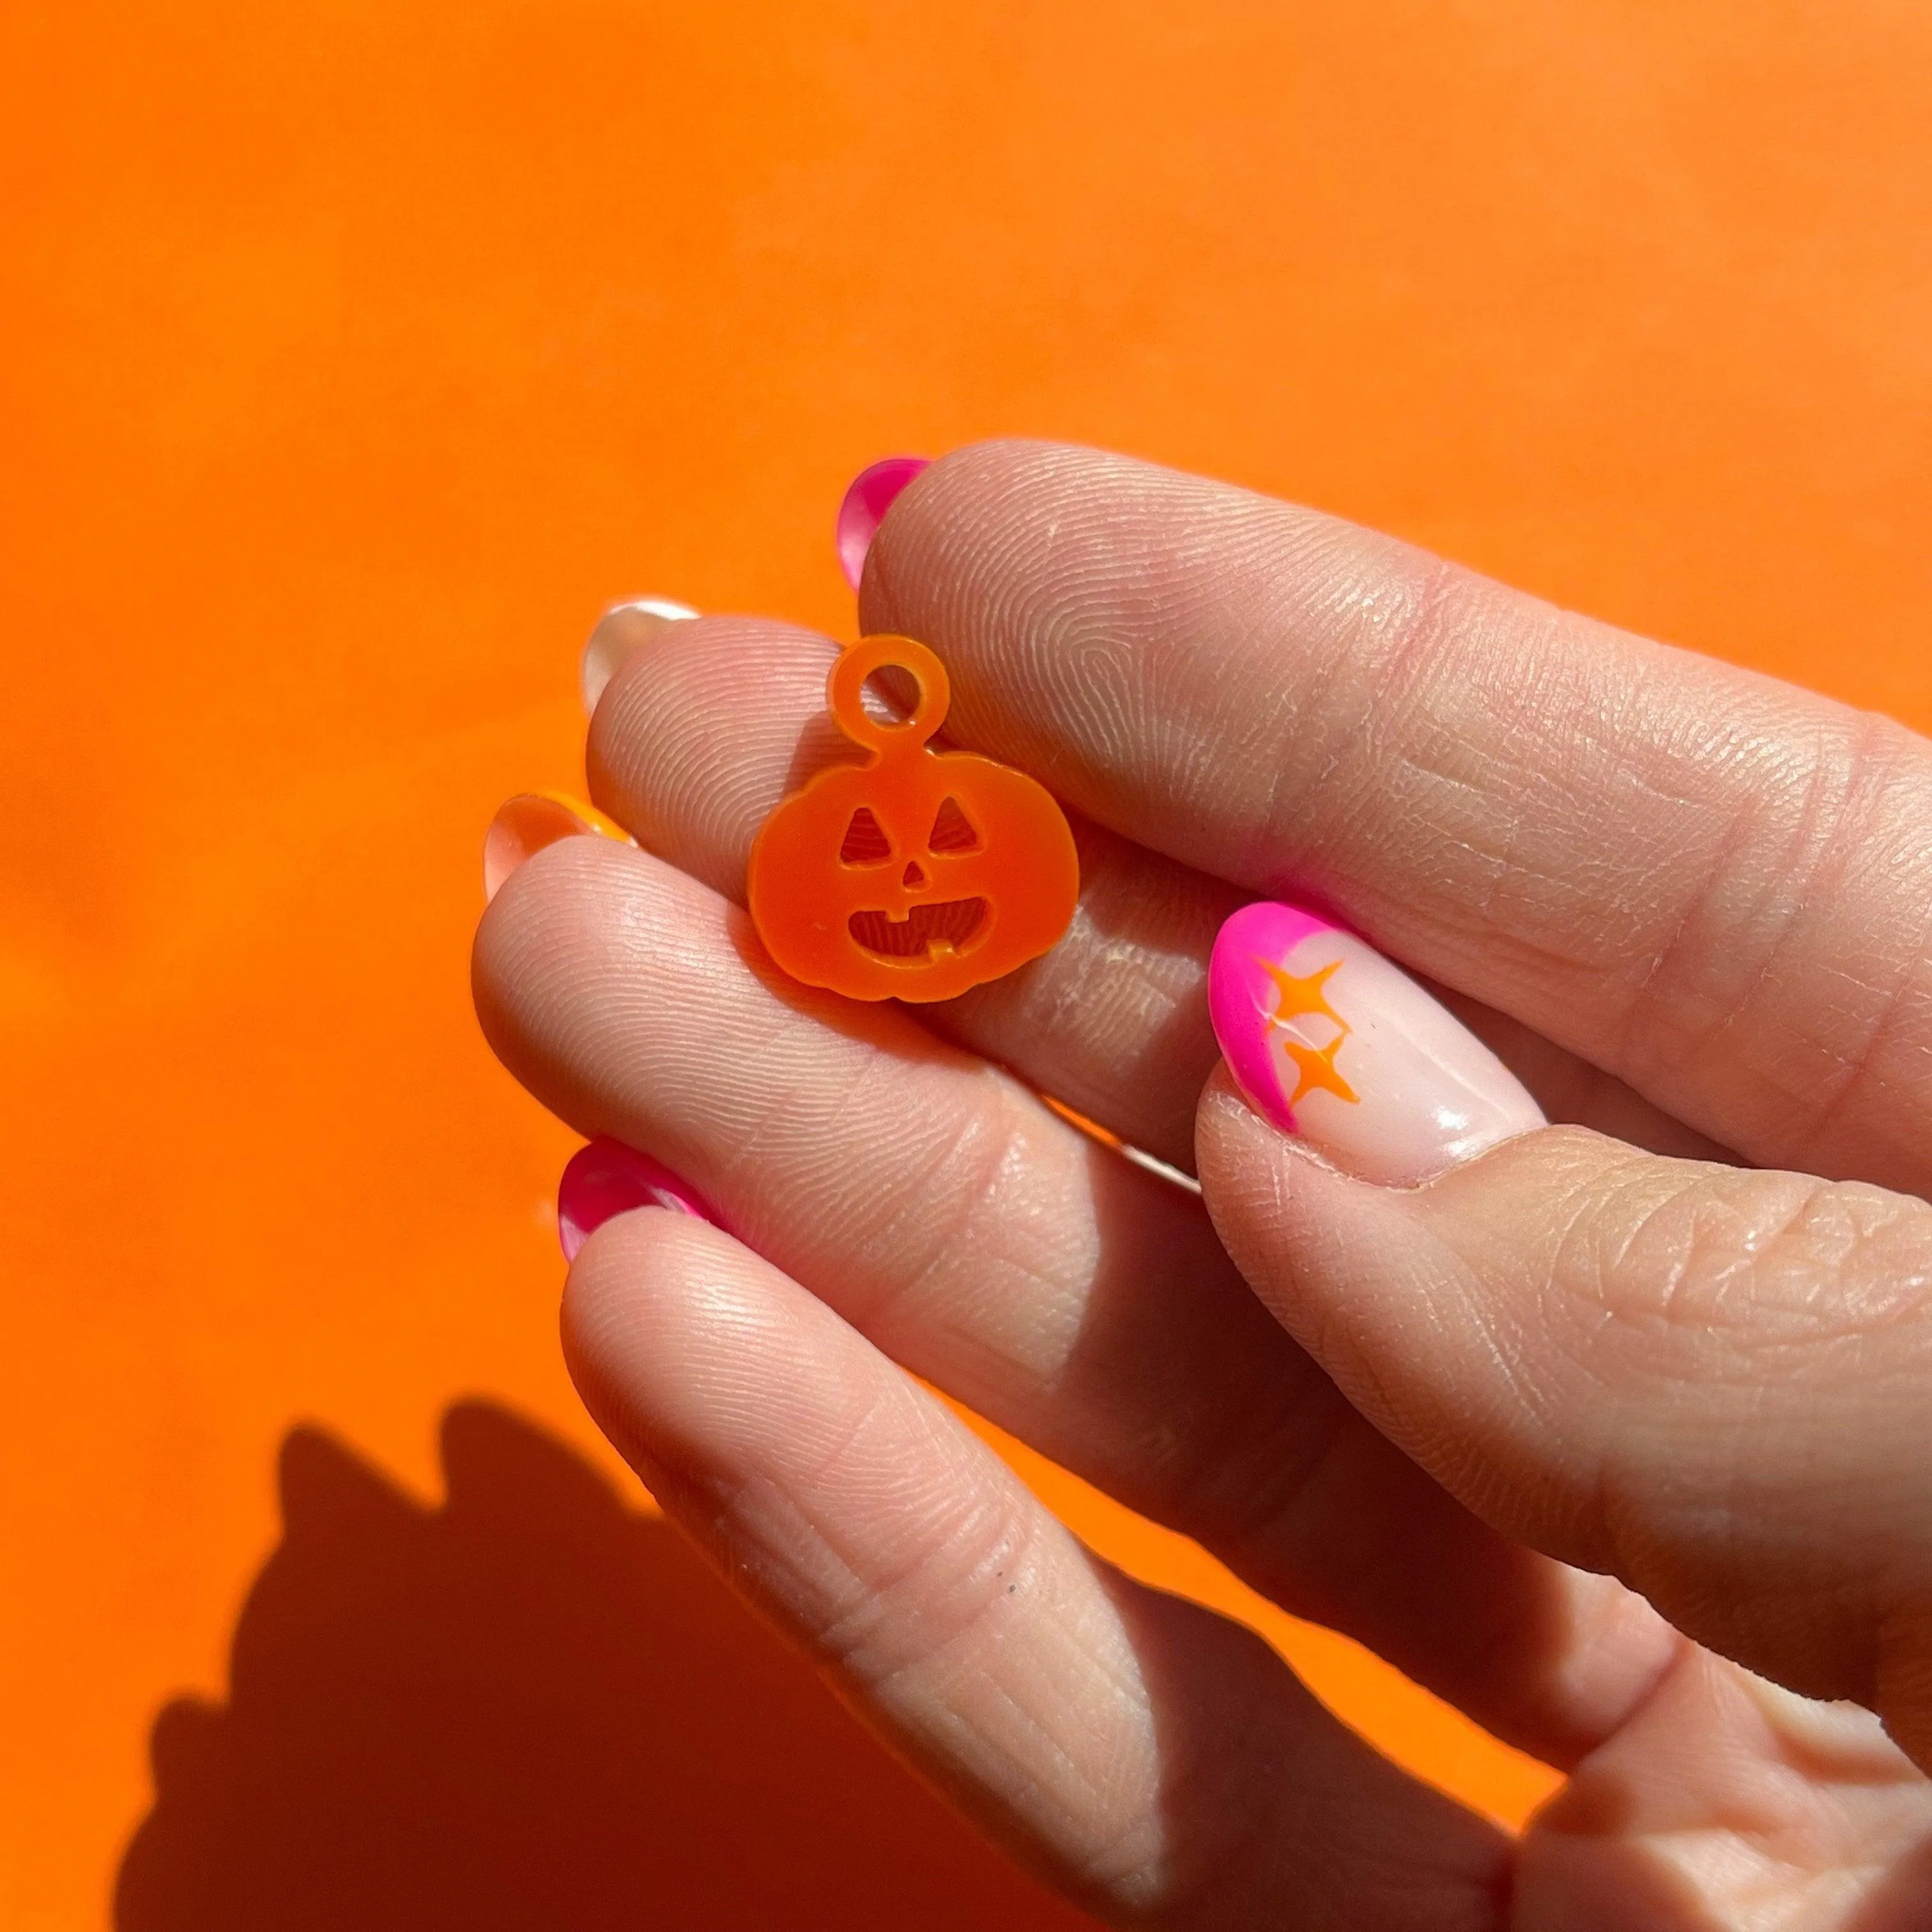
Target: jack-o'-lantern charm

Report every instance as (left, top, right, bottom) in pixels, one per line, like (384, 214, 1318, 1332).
(747, 635, 1079, 1002)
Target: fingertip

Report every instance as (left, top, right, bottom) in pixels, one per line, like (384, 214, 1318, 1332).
(855, 438, 1090, 630)
(558, 1201, 748, 1436)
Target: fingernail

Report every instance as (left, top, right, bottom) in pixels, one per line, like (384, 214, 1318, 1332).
(580, 598, 699, 714)
(482, 790, 631, 903)
(1208, 901, 1545, 1185)
(558, 1135, 716, 1260)
(835, 456, 929, 590)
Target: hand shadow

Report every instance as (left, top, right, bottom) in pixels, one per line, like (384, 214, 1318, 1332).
(116, 1402, 1094, 1931)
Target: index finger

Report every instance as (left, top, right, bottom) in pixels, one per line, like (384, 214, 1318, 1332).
(861, 440, 1932, 1195)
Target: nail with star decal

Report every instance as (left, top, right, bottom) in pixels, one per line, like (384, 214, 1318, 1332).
(1208, 901, 1545, 1185)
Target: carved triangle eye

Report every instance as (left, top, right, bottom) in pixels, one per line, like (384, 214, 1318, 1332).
(839, 806, 893, 865)
(927, 796, 981, 854)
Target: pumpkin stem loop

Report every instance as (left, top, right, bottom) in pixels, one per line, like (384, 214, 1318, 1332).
(827, 634, 950, 758)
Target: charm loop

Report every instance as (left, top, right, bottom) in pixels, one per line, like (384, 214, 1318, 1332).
(825, 634, 949, 754)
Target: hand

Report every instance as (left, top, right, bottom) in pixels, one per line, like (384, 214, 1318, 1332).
(473, 442, 1932, 1928)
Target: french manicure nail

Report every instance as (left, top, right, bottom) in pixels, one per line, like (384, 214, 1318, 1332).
(558, 1135, 716, 1260)
(580, 597, 700, 715)
(482, 790, 631, 903)
(835, 456, 929, 590)
(1208, 901, 1545, 1185)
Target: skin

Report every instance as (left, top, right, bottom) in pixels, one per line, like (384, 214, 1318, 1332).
(473, 441, 1932, 1928)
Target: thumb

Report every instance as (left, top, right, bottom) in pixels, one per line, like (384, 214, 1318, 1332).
(1197, 1052, 1932, 1769)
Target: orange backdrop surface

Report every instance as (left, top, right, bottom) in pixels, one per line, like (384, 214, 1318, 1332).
(6, 1, 1932, 1924)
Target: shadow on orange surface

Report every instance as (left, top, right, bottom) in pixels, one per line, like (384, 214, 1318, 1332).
(115, 1402, 1092, 1931)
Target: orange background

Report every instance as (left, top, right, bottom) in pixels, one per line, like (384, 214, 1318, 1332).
(6, 1, 1932, 1924)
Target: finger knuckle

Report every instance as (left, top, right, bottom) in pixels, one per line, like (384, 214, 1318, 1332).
(809, 1473, 1045, 1689)
(1564, 1162, 1932, 1364)
(842, 1075, 1087, 1375)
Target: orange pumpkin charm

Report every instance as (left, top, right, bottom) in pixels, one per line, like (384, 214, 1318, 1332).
(747, 635, 1079, 1002)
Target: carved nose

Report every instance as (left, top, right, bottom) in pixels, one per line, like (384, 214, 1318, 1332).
(902, 861, 928, 890)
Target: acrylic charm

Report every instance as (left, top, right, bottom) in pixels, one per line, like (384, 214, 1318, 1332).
(747, 634, 1079, 1002)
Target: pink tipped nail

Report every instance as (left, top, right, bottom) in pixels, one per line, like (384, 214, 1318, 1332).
(557, 1137, 716, 1261)
(1208, 901, 1545, 1185)
(836, 456, 929, 590)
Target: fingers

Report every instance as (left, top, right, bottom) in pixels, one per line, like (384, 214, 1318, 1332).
(862, 441, 1932, 1196)
(1196, 1080, 1932, 1768)
(582, 610, 1728, 1170)
(585, 611, 1237, 1170)
(473, 838, 1677, 1765)
(562, 1206, 1508, 1929)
